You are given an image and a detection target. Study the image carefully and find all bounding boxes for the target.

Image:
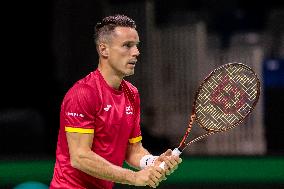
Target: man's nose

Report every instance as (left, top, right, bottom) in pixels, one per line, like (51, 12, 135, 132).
(133, 46, 140, 57)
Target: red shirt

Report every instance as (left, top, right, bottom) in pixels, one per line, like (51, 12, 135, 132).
(50, 70, 142, 189)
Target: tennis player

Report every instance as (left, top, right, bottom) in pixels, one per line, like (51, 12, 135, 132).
(50, 14, 182, 189)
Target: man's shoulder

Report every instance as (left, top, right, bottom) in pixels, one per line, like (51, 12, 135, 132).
(76, 70, 99, 87)
(64, 71, 99, 99)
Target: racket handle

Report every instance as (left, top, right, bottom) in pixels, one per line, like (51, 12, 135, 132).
(159, 148, 181, 170)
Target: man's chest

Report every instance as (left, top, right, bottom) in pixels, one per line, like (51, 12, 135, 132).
(94, 92, 135, 135)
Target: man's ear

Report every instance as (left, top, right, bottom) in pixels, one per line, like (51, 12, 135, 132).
(98, 43, 109, 58)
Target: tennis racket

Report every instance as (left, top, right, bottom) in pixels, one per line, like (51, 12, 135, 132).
(160, 62, 260, 168)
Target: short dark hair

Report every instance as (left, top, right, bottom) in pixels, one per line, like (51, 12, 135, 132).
(94, 14, 136, 45)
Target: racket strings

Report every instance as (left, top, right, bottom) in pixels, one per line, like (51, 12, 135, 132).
(195, 64, 259, 132)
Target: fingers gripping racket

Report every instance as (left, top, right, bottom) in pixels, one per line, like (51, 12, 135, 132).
(159, 63, 260, 169)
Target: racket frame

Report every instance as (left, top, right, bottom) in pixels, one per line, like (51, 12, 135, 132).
(177, 63, 260, 152)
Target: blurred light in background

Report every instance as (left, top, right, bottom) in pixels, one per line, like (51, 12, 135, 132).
(13, 181, 48, 189)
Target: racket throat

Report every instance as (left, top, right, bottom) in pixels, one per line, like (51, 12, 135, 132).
(182, 131, 217, 151)
(178, 139, 194, 152)
(178, 114, 196, 151)
(178, 143, 186, 152)
(178, 133, 190, 150)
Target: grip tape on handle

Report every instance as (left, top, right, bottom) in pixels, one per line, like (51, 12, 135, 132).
(159, 148, 181, 169)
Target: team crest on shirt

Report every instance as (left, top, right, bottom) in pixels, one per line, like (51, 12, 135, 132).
(126, 106, 133, 115)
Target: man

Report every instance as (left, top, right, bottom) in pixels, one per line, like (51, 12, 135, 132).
(50, 14, 182, 189)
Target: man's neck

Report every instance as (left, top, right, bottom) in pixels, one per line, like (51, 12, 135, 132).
(98, 62, 123, 90)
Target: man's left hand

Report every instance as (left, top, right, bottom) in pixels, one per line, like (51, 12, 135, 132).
(154, 149, 182, 175)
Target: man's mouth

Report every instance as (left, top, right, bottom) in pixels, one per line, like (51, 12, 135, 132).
(128, 60, 137, 65)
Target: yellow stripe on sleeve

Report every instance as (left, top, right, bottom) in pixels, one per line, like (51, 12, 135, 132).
(65, 126, 94, 134)
(129, 136, 142, 143)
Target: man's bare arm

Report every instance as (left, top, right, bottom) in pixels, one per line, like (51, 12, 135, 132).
(125, 142, 151, 169)
(66, 132, 162, 187)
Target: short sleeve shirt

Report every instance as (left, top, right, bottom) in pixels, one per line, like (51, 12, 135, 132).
(50, 69, 142, 189)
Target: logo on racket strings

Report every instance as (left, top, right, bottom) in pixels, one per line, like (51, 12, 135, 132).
(211, 75, 246, 114)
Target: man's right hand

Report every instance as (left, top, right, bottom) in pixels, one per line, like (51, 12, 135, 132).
(134, 166, 166, 188)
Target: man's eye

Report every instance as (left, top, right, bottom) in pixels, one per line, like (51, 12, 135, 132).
(123, 43, 132, 48)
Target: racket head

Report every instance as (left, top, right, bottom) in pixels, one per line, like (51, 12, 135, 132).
(193, 63, 260, 132)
